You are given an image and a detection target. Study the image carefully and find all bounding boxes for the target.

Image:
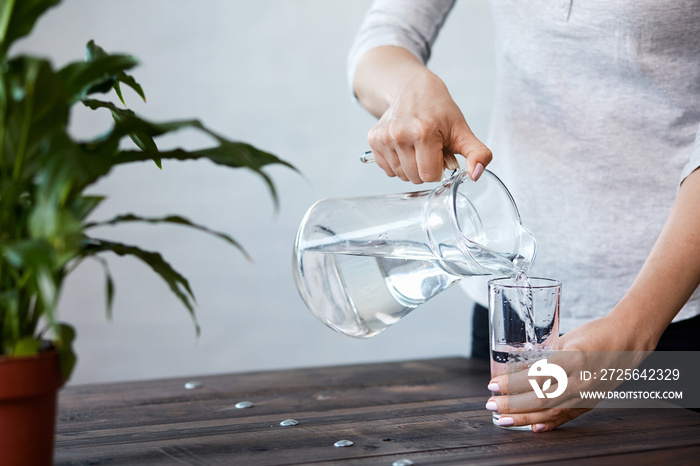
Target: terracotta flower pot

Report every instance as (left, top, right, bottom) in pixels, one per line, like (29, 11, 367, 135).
(0, 350, 64, 466)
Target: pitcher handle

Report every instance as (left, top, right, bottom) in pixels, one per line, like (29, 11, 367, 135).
(360, 150, 374, 164)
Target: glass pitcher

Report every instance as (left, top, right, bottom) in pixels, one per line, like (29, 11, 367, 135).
(292, 169, 536, 338)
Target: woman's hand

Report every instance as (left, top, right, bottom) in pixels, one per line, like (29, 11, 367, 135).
(485, 315, 637, 432)
(354, 46, 492, 183)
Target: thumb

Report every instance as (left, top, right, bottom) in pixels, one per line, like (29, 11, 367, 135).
(454, 134, 492, 182)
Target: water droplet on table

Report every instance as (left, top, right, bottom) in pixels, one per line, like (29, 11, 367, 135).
(235, 401, 254, 409)
(184, 381, 202, 390)
(280, 419, 299, 426)
(334, 439, 354, 448)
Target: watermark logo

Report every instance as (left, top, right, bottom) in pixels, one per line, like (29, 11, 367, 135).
(528, 359, 568, 399)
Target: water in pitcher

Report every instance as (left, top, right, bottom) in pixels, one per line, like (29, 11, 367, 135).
(293, 238, 533, 338)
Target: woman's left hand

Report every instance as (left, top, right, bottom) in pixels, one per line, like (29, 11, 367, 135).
(485, 314, 644, 432)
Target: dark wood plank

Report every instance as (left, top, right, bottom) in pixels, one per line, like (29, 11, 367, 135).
(54, 357, 700, 465)
(55, 408, 700, 465)
(56, 358, 490, 431)
(537, 445, 700, 466)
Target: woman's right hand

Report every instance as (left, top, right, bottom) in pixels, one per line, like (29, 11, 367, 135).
(355, 46, 492, 184)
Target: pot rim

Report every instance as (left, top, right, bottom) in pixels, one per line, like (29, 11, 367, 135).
(0, 349, 64, 400)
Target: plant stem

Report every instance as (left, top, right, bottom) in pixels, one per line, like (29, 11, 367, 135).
(12, 61, 38, 181)
(0, 0, 16, 54)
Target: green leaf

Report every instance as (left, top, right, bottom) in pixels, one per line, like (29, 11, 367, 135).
(2, 239, 59, 336)
(12, 336, 41, 356)
(59, 53, 138, 104)
(55, 322, 76, 381)
(122, 144, 294, 209)
(81, 98, 159, 166)
(85, 38, 108, 61)
(4, 56, 70, 178)
(91, 256, 115, 320)
(85, 213, 250, 260)
(0, 290, 20, 353)
(82, 239, 200, 336)
(113, 72, 146, 104)
(3, 238, 53, 269)
(0, 0, 61, 58)
(80, 101, 295, 205)
(85, 40, 145, 104)
(69, 195, 105, 222)
(82, 98, 198, 143)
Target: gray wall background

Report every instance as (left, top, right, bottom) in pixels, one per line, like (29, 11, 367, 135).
(17, 0, 495, 385)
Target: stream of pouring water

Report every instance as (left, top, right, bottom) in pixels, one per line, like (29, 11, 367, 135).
(514, 267, 537, 350)
(458, 232, 538, 348)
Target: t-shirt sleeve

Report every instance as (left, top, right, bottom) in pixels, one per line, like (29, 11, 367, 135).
(681, 122, 700, 183)
(346, 0, 456, 97)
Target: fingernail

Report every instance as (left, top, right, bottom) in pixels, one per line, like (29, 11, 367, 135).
(498, 417, 515, 427)
(533, 423, 547, 432)
(472, 162, 484, 181)
(485, 401, 498, 411)
(487, 382, 500, 393)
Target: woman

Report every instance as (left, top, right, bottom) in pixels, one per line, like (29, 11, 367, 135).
(348, 0, 700, 431)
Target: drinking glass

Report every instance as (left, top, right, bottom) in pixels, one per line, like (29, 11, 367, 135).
(488, 277, 561, 430)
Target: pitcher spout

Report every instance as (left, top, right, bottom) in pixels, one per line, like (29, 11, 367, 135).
(516, 225, 537, 271)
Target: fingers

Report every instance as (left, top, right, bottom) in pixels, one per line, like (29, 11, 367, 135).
(368, 117, 442, 184)
(368, 120, 490, 184)
(414, 134, 451, 182)
(490, 406, 591, 432)
(487, 388, 574, 415)
(489, 370, 536, 396)
(396, 141, 422, 184)
(487, 374, 592, 431)
(529, 409, 591, 432)
(368, 126, 409, 181)
(487, 389, 590, 430)
(371, 146, 399, 179)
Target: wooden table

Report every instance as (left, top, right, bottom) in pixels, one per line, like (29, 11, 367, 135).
(55, 357, 700, 465)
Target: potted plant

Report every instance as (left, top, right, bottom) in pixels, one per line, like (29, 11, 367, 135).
(0, 1, 293, 464)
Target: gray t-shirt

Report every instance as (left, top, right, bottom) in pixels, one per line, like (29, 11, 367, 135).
(348, 0, 700, 332)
